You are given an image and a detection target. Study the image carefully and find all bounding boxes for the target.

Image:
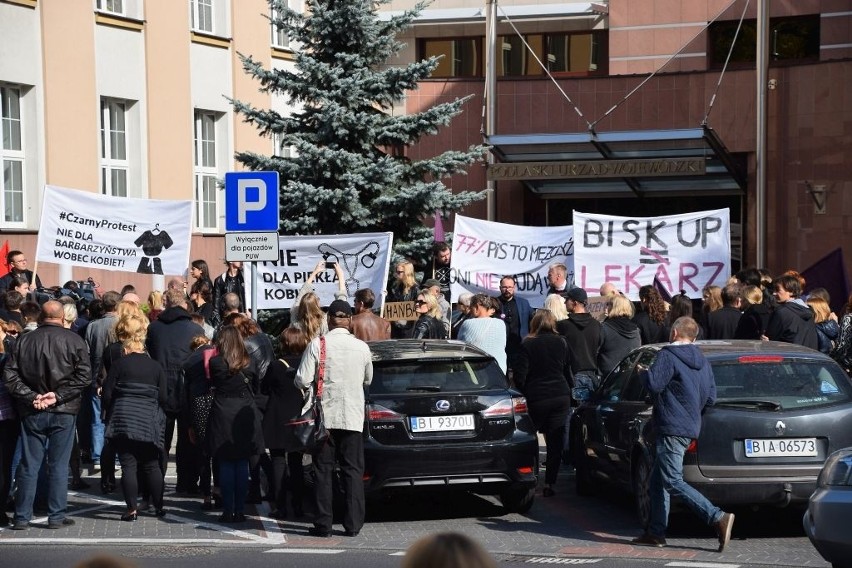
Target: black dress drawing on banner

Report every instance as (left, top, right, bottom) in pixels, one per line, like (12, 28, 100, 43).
(134, 224, 174, 275)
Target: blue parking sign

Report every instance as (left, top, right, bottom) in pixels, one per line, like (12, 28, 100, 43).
(224, 171, 280, 232)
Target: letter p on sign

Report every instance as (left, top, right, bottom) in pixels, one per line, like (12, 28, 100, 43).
(224, 171, 280, 232)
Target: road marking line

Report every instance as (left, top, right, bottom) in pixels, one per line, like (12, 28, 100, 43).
(389, 552, 406, 556)
(665, 563, 741, 568)
(264, 549, 346, 554)
(0, 539, 246, 544)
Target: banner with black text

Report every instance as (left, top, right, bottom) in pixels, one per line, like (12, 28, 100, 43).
(573, 208, 730, 300)
(36, 185, 192, 276)
(254, 232, 394, 309)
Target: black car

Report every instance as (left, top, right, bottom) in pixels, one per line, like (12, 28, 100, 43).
(571, 340, 852, 528)
(363, 339, 539, 513)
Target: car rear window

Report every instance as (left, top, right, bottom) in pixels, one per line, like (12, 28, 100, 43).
(711, 359, 852, 410)
(369, 358, 508, 394)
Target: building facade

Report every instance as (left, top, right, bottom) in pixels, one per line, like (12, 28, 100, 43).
(0, 0, 299, 292)
(386, 0, 852, 278)
(1, 0, 851, 294)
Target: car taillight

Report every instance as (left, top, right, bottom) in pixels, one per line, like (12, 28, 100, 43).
(686, 439, 698, 453)
(481, 396, 528, 417)
(367, 404, 403, 421)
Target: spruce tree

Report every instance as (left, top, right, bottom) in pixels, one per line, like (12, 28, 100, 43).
(233, 0, 486, 265)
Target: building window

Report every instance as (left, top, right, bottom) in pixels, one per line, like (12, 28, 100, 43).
(194, 110, 218, 230)
(1, 85, 24, 224)
(709, 15, 820, 69)
(273, 132, 295, 158)
(421, 38, 482, 78)
(421, 32, 607, 78)
(271, 1, 291, 49)
(96, 0, 124, 15)
(100, 99, 128, 197)
(191, 0, 213, 34)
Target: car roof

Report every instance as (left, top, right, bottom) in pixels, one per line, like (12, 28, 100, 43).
(641, 339, 834, 362)
(367, 339, 493, 362)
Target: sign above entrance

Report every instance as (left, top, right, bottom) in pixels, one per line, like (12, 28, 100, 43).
(487, 158, 706, 181)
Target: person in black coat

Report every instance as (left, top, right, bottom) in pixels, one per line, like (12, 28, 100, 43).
(206, 325, 264, 523)
(223, 313, 275, 504)
(262, 327, 309, 519)
(513, 310, 573, 497)
(734, 285, 772, 340)
(411, 292, 447, 339)
(102, 312, 168, 521)
(765, 275, 818, 349)
(705, 283, 743, 340)
(146, 289, 205, 496)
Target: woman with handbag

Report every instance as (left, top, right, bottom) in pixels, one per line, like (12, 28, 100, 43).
(102, 311, 168, 521)
(261, 327, 310, 519)
(206, 325, 264, 523)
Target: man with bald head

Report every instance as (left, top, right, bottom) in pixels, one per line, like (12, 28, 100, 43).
(3, 300, 90, 530)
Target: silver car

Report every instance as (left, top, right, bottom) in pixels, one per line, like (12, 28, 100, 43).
(804, 447, 852, 568)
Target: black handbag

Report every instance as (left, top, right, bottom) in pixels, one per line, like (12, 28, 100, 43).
(286, 336, 329, 452)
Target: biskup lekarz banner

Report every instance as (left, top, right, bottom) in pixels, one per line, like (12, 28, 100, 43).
(37, 185, 192, 276)
(572, 208, 731, 300)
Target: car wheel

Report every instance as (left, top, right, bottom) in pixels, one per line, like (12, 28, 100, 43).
(500, 485, 535, 514)
(573, 431, 595, 496)
(632, 450, 652, 530)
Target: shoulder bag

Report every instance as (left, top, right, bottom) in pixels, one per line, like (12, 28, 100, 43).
(285, 336, 330, 452)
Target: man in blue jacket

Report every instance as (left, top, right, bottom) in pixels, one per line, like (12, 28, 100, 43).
(497, 275, 533, 378)
(633, 316, 735, 552)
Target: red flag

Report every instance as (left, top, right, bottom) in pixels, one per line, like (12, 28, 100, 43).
(0, 240, 9, 279)
(433, 211, 445, 243)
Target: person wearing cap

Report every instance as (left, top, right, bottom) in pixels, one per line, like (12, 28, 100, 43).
(556, 287, 601, 399)
(295, 299, 373, 538)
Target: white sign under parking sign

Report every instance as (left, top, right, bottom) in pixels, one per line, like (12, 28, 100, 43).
(225, 232, 279, 262)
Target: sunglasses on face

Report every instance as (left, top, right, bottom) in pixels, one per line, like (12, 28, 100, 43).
(415, 300, 427, 306)
(6, 330, 19, 336)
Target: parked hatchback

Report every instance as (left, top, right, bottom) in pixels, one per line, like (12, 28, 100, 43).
(571, 340, 852, 528)
(363, 339, 539, 513)
(803, 447, 852, 568)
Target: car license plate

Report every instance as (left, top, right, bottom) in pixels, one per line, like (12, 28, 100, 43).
(744, 438, 817, 458)
(410, 414, 475, 432)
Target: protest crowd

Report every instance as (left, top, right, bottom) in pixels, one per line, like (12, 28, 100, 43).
(1, 236, 849, 544)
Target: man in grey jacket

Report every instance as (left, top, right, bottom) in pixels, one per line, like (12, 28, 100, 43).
(3, 301, 90, 530)
(296, 300, 373, 538)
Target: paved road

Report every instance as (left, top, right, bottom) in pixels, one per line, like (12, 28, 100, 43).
(0, 457, 827, 567)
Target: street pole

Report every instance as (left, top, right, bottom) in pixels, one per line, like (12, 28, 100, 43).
(755, 0, 767, 268)
(485, 0, 497, 221)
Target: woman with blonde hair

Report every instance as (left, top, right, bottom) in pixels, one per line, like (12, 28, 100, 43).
(147, 290, 164, 322)
(411, 290, 447, 339)
(807, 296, 839, 354)
(513, 310, 572, 497)
(597, 295, 641, 377)
(735, 285, 771, 340)
(290, 261, 347, 341)
(543, 293, 569, 322)
(387, 260, 419, 338)
(102, 312, 168, 521)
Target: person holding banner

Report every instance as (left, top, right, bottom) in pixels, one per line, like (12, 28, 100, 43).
(458, 295, 507, 374)
(412, 292, 447, 340)
(0, 251, 42, 293)
(290, 261, 347, 341)
(387, 261, 419, 339)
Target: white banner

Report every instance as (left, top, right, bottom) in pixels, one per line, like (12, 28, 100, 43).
(254, 232, 394, 309)
(450, 215, 573, 308)
(36, 185, 192, 276)
(573, 208, 730, 300)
